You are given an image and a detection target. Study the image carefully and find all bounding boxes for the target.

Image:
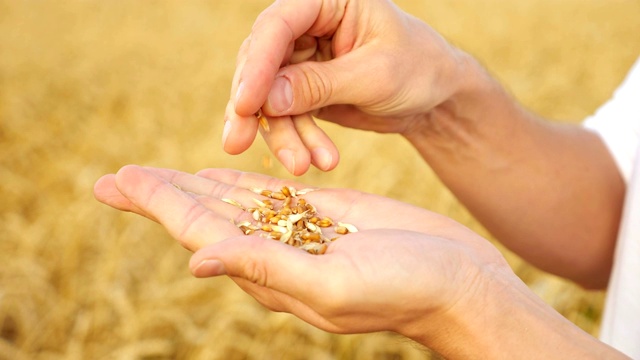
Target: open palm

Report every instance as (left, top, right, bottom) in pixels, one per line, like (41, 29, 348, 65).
(94, 165, 509, 336)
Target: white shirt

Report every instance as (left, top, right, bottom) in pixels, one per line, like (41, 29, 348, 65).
(583, 57, 640, 359)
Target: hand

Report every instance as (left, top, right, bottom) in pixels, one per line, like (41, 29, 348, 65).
(225, 0, 470, 175)
(93, 165, 510, 341)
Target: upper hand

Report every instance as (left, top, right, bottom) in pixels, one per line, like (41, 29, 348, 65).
(224, 0, 469, 175)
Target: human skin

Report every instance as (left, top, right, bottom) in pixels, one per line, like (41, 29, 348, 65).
(93, 0, 628, 356)
(93, 165, 628, 359)
(223, 0, 626, 289)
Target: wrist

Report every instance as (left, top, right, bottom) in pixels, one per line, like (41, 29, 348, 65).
(401, 45, 512, 138)
(394, 259, 513, 358)
(399, 266, 625, 359)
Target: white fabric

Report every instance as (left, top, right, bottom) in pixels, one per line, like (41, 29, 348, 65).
(583, 57, 640, 359)
(584, 58, 640, 182)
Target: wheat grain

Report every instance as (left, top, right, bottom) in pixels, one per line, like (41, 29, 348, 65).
(230, 186, 353, 255)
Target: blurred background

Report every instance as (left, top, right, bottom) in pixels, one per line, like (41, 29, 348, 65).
(1, 0, 639, 359)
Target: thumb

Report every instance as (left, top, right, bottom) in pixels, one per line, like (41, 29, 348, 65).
(189, 235, 323, 298)
(262, 50, 384, 116)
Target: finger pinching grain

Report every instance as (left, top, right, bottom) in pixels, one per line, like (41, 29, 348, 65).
(255, 109, 270, 132)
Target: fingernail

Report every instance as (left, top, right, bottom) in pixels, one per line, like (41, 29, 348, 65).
(222, 120, 231, 147)
(193, 259, 226, 278)
(277, 148, 296, 174)
(312, 147, 333, 170)
(267, 76, 293, 112)
(235, 82, 245, 103)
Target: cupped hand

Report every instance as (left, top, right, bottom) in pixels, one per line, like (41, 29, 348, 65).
(94, 165, 510, 337)
(225, 0, 469, 175)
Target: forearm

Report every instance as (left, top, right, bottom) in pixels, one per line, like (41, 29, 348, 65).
(404, 54, 625, 288)
(401, 273, 628, 359)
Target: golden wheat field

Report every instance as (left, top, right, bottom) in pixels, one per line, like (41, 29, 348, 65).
(1, 0, 639, 359)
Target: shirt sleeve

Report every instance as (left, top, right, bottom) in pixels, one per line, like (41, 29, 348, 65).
(583, 57, 640, 183)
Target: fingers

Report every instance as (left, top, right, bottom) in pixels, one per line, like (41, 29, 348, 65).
(224, 103, 341, 174)
(222, 35, 267, 156)
(97, 165, 326, 249)
(258, 114, 311, 176)
(94, 173, 157, 221)
(290, 34, 319, 64)
(194, 168, 311, 193)
(292, 114, 340, 171)
(112, 165, 243, 251)
(191, 239, 346, 334)
(257, 113, 340, 174)
(223, 0, 334, 168)
(222, 100, 260, 156)
(233, 0, 324, 116)
(223, 0, 388, 173)
(262, 49, 387, 116)
(189, 235, 327, 308)
(144, 166, 247, 201)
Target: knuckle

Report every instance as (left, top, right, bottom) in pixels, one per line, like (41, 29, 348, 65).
(299, 65, 334, 109)
(236, 36, 251, 67)
(176, 204, 208, 251)
(241, 250, 269, 287)
(206, 181, 235, 200)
